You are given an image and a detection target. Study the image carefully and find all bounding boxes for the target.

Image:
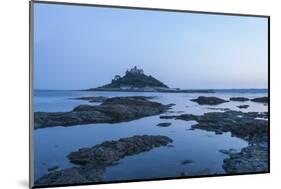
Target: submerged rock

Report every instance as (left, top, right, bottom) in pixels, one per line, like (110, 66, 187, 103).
(191, 96, 228, 105)
(156, 122, 172, 127)
(251, 97, 268, 103)
(229, 97, 249, 102)
(35, 96, 170, 129)
(237, 105, 249, 109)
(35, 135, 173, 186)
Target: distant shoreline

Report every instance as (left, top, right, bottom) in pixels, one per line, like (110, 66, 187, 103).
(34, 88, 268, 94)
(81, 88, 215, 93)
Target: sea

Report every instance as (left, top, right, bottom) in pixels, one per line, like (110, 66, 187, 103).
(33, 89, 268, 181)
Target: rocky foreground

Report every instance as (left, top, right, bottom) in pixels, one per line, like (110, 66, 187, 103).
(162, 110, 269, 173)
(35, 96, 172, 129)
(35, 135, 173, 186)
(222, 135, 268, 173)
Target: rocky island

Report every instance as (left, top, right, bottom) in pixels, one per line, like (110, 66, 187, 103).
(85, 66, 214, 93)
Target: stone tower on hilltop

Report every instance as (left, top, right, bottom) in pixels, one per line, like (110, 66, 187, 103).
(126, 66, 144, 75)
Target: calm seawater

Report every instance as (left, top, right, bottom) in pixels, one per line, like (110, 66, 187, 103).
(33, 90, 268, 181)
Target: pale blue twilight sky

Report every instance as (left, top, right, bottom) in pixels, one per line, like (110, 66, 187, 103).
(34, 3, 268, 90)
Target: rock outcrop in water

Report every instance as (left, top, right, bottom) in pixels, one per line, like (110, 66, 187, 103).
(237, 105, 249, 109)
(251, 97, 268, 103)
(68, 135, 173, 166)
(191, 96, 228, 105)
(35, 135, 173, 186)
(71, 96, 108, 103)
(35, 96, 171, 129)
(229, 97, 249, 102)
(176, 111, 268, 140)
(156, 122, 172, 127)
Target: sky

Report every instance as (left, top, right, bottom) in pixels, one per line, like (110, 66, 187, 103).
(34, 3, 268, 90)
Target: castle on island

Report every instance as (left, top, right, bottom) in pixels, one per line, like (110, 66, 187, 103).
(125, 66, 144, 75)
(114, 66, 144, 81)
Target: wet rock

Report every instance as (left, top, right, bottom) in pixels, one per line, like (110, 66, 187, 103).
(68, 135, 173, 166)
(159, 115, 177, 119)
(191, 96, 228, 105)
(229, 97, 249, 102)
(219, 149, 237, 155)
(251, 97, 268, 103)
(35, 166, 104, 186)
(237, 105, 249, 109)
(156, 122, 172, 127)
(176, 111, 268, 141)
(223, 141, 268, 173)
(35, 135, 173, 186)
(71, 96, 108, 103)
(35, 96, 170, 129)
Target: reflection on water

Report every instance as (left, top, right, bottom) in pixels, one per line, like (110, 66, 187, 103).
(34, 90, 267, 181)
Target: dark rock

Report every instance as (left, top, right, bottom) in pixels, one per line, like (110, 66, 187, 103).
(35, 96, 170, 129)
(251, 97, 268, 103)
(207, 107, 230, 111)
(166, 103, 176, 107)
(71, 96, 107, 103)
(181, 160, 193, 165)
(191, 96, 228, 105)
(35, 166, 104, 186)
(35, 135, 173, 186)
(159, 115, 177, 119)
(229, 97, 249, 102)
(156, 122, 172, 127)
(67, 135, 173, 166)
(223, 141, 268, 173)
(237, 105, 249, 109)
(176, 111, 268, 141)
(47, 165, 59, 172)
(219, 149, 237, 155)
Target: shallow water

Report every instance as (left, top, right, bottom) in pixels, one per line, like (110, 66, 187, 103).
(33, 90, 268, 181)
